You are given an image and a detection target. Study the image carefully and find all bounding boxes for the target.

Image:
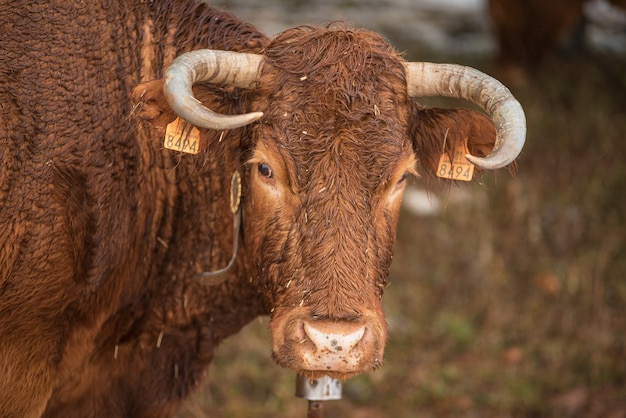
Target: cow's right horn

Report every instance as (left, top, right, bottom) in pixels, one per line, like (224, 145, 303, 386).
(163, 49, 264, 130)
(404, 62, 526, 170)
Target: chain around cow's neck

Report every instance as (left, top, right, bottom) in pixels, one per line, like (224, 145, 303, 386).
(194, 170, 242, 286)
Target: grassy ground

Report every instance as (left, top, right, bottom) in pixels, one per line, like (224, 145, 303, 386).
(177, 52, 626, 418)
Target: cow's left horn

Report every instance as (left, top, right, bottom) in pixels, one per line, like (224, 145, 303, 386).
(163, 49, 264, 130)
(403, 62, 526, 170)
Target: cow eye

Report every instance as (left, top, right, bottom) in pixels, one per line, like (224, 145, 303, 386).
(398, 172, 408, 184)
(257, 162, 273, 178)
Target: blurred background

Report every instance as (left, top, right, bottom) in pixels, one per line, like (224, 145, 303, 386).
(179, 1, 626, 416)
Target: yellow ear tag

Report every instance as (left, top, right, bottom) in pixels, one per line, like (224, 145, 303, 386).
(436, 140, 474, 181)
(164, 118, 200, 154)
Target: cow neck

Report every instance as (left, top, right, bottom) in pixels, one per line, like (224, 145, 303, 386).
(194, 169, 242, 286)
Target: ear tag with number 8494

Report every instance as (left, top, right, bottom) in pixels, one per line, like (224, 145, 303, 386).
(436, 140, 474, 181)
(164, 118, 200, 154)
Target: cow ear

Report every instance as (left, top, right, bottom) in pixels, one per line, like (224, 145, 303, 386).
(409, 103, 497, 178)
(130, 79, 177, 129)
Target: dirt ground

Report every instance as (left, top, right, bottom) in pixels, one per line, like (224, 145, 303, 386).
(178, 2, 626, 417)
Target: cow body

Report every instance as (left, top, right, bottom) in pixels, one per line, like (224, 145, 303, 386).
(1, 1, 521, 417)
(1, 2, 266, 416)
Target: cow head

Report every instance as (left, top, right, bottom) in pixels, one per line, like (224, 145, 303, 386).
(136, 26, 525, 380)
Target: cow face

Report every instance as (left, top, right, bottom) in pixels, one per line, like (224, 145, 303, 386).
(240, 27, 416, 379)
(134, 23, 523, 382)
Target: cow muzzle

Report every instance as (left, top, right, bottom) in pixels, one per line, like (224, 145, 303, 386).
(270, 307, 386, 379)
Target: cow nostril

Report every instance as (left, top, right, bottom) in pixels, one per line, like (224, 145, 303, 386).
(303, 321, 366, 353)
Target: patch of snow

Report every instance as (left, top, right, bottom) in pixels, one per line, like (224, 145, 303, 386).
(402, 186, 441, 216)
(414, 0, 487, 14)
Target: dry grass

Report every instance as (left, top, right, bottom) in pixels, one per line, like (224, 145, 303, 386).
(177, 54, 626, 417)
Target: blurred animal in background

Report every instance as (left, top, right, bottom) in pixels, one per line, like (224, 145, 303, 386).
(488, 0, 626, 80)
(0, 1, 525, 417)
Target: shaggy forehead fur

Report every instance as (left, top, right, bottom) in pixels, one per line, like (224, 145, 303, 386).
(243, 26, 415, 319)
(253, 25, 414, 195)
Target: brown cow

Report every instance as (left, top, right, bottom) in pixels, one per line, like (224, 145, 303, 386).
(489, 0, 626, 79)
(0, 1, 525, 417)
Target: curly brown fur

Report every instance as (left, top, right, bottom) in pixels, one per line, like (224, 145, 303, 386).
(1, 1, 266, 416)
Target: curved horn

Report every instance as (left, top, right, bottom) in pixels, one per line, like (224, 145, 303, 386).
(163, 49, 264, 130)
(403, 62, 526, 170)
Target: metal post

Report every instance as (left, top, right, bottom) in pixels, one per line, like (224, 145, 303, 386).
(295, 375, 342, 418)
(306, 400, 324, 418)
